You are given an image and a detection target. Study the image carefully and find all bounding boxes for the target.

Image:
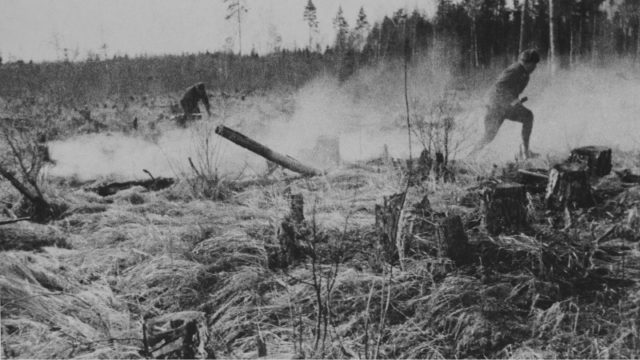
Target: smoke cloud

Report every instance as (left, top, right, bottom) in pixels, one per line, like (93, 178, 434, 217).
(47, 54, 640, 181)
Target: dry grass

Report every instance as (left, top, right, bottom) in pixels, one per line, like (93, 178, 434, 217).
(3, 92, 640, 359)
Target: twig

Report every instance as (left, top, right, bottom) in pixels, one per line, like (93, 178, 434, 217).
(0, 217, 31, 225)
(596, 225, 617, 244)
(517, 168, 549, 180)
(374, 266, 393, 359)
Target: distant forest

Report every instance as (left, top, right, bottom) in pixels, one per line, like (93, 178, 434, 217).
(1, 0, 638, 104)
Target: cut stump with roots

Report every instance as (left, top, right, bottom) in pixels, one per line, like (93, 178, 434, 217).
(545, 162, 594, 210)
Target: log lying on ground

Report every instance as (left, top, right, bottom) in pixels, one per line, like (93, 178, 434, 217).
(545, 162, 594, 210)
(483, 182, 529, 235)
(569, 146, 612, 177)
(0, 222, 70, 251)
(374, 192, 407, 263)
(144, 311, 210, 359)
(87, 177, 174, 196)
(215, 125, 323, 176)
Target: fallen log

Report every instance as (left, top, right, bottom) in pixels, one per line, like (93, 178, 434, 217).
(0, 222, 70, 251)
(483, 182, 529, 235)
(215, 125, 323, 176)
(88, 177, 174, 196)
(545, 162, 594, 210)
(569, 146, 612, 177)
(144, 311, 209, 359)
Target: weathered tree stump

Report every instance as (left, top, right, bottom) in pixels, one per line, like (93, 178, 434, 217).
(374, 192, 407, 263)
(144, 311, 210, 359)
(569, 146, 612, 177)
(277, 193, 307, 267)
(545, 162, 594, 210)
(437, 215, 472, 265)
(483, 182, 528, 235)
(312, 135, 341, 167)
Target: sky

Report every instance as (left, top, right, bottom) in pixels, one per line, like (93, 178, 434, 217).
(0, 0, 437, 62)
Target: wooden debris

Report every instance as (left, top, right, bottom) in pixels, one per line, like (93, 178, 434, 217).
(517, 168, 549, 193)
(545, 162, 594, 210)
(437, 215, 472, 265)
(569, 146, 612, 177)
(0, 165, 64, 223)
(615, 169, 640, 183)
(144, 311, 209, 359)
(374, 192, 407, 263)
(0, 222, 70, 251)
(483, 182, 528, 235)
(215, 125, 323, 176)
(88, 177, 174, 196)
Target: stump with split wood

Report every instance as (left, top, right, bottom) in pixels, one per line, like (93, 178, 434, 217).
(437, 215, 472, 265)
(483, 182, 529, 235)
(374, 192, 406, 263)
(545, 162, 594, 210)
(143, 311, 210, 359)
(569, 146, 612, 177)
(277, 193, 307, 267)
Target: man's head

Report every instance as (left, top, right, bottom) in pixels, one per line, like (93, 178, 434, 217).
(518, 49, 540, 73)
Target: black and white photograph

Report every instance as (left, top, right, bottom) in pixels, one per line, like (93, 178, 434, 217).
(1, 0, 640, 358)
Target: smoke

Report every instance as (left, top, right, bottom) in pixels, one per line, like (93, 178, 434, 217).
(476, 61, 640, 161)
(47, 52, 640, 181)
(47, 124, 267, 181)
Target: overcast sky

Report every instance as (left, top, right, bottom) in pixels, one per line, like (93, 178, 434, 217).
(0, 0, 437, 62)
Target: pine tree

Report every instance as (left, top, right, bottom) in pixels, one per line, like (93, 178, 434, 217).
(352, 6, 371, 50)
(303, 0, 319, 51)
(333, 6, 350, 51)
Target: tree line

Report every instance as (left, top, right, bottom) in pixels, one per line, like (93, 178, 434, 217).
(0, 0, 637, 104)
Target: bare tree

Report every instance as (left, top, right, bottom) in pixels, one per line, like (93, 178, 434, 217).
(519, 0, 529, 54)
(549, 0, 558, 73)
(223, 0, 248, 56)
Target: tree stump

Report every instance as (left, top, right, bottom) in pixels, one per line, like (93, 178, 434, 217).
(277, 193, 306, 267)
(144, 311, 210, 359)
(545, 162, 594, 210)
(569, 146, 612, 177)
(437, 215, 472, 265)
(312, 135, 341, 167)
(483, 182, 528, 235)
(374, 192, 406, 263)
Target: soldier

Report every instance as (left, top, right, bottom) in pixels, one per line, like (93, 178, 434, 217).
(475, 49, 540, 158)
(180, 82, 211, 120)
